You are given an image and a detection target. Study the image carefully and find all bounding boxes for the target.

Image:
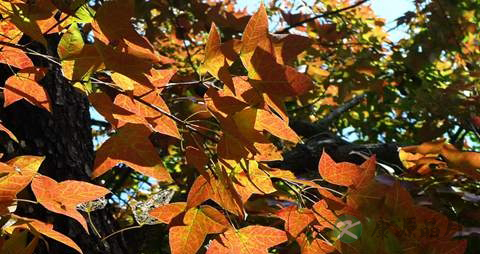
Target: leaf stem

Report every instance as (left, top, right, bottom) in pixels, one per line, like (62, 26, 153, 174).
(101, 225, 143, 242)
(88, 211, 102, 239)
(13, 198, 38, 204)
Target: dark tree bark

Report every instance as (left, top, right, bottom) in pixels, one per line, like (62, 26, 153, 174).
(0, 36, 128, 253)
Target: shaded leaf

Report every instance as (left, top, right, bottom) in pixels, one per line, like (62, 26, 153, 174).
(92, 124, 173, 182)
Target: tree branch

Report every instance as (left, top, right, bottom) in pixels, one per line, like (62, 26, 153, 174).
(276, 0, 370, 34)
(290, 94, 367, 138)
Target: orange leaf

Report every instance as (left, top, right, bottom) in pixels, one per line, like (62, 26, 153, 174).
(148, 202, 186, 224)
(318, 151, 362, 187)
(202, 23, 234, 90)
(186, 172, 244, 217)
(0, 156, 44, 203)
(185, 146, 209, 178)
(31, 174, 110, 232)
(169, 205, 228, 254)
(92, 124, 173, 182)
(12, 215, 82, 253)
(206, 225, 288, 254)
(113, 93, 180, 139)
(312, 200, 338, 230)
(240, 3, 271, 73)
(276, 205, 315, 237)
(0, 46, 33, 69)
(4, 67, 51, 112)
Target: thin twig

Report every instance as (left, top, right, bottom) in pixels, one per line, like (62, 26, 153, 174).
(276, 0, 370, 33)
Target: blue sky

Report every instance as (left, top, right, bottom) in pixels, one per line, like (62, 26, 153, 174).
(236, 0, 414, 41)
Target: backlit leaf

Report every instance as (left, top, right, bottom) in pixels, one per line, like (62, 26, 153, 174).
(276, 205, 316, 237)
(31, 174, 110, 232)
(4, 67, 51, 112)
(206, 225, 288, 254)
(169, 205, 228, 254)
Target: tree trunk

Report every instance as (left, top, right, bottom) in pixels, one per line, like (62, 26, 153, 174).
(0, 36, 128, 254)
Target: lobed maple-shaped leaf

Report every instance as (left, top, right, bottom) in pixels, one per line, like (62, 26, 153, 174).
(169, 205, 228, 254)
(4, 67, 51, 112)
(112, 91, 180, 139)
(186, 171, 244, 217)
(0, 156, 44, 205)
(206, 225, 288, 254)
(11, 215, 82, 253)
(318, 151, 376, 187)
(240, 3, 271, 74)
(92, 123, 173, 182)
(148, 202, 186, 224)
(201, 23, 237, 90)
(276, 205, 316, 237)
(233, 107, 300, 143)
(31, 174, 110, 232)
(92, 0, 161, 83)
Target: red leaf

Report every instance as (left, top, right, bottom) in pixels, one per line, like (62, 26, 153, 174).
(31, 174, 110, 232)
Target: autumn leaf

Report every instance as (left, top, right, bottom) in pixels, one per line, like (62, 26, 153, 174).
(92, 123, 173, 182)
(60, 45, 104, 81)
(276, 205, 316, 237)
(185, 146, 209, 178)
(312, 200, 338, 230)
(0, 123, 18, 142)
(4, 67, 51, 112)
(206, 225, 288, 254)
(112, 92, 181, 139)
(0, 45, 33, 69)
(148, 202, 186, 224)
(186, 171, 245, 217)
(169, 205, 228, 254)
(11, 215, 83, 253)
(31, 174, 110, 232)
(58, 23, 84, 60)
(318, 151, 376, 187)
(296, 233, 336, 254)
(0, 156, 44, 204)
(201, 23, 237, 90)
(240, 3, 271, 74)
(233, 107, 300, 143)
(92, 0, 160, 83)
